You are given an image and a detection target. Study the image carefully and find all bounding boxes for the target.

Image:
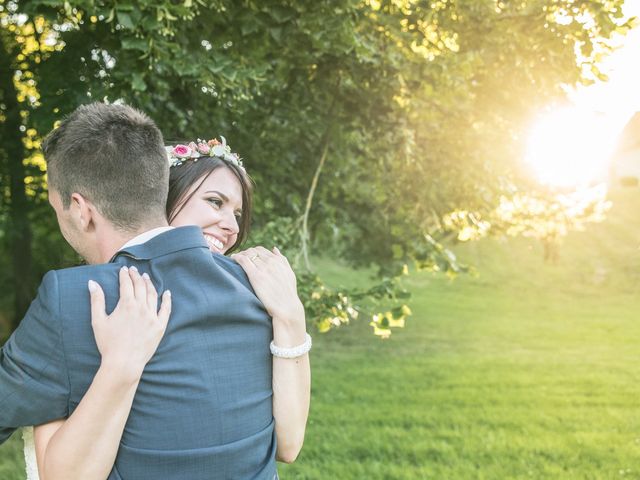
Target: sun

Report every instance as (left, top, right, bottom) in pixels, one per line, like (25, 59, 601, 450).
(525, 1, 640, 188)
(524, 108, 620, 187)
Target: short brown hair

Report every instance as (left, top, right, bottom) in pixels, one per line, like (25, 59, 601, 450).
(43, 102, 169, 231)
(167, 157, 253, 254)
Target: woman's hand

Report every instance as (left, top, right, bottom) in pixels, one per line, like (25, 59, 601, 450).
(233, 246, 310, 463)
(89, 266, 171, 380)
(232, 246, 305, 326)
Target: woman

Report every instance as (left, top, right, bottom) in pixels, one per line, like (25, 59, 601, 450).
(24, 137, 310, 479)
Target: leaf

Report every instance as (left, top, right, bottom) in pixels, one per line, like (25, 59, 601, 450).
(117, 11, 136, 30)
(317, 318, 332, 333)
(141, 15, 161, 31)
(241, 21, 259, 36)
(121, 37, 148, 51)
(131, 73, 146, 91)
(267, 5, 296, 24)
(115, 2, 135, 12)
(269, 27, 282, 42)
(387, 317, 405, 328)
(369, 322, 391, 338)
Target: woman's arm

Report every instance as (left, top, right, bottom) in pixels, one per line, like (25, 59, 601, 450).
(34, 266, 171, 480)
(232, 247, 311, 463)
(34, 364, 143, 480)
(271, 310, 311, 463)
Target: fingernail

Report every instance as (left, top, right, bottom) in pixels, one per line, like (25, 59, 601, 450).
(130, 266, 138, 273)
(88, 280, 97, 292)
(142, 273, 150, 280)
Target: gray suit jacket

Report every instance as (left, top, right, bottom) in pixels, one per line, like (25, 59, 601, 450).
(0, 226, 277, 479)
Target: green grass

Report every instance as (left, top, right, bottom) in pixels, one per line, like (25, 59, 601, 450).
(2, 187, 639, 479)
(0, 433, 25, 480)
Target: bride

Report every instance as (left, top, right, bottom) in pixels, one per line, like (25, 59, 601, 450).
(23, 138, 310, 479)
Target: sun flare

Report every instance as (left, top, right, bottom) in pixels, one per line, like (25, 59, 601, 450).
(525, 1, 640, 188)
(524, 108, 620, 187)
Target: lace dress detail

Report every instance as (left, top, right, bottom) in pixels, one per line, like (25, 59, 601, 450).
(22, 427, 40, 480)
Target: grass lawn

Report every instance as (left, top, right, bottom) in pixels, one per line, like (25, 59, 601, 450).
(1, 187, 639, 479)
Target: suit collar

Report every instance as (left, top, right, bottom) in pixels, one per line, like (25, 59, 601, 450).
(119, 226, 175, 250)
(110, 225, 208, 262)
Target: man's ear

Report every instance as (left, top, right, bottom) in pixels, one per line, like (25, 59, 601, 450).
(70, 192, 96, 231)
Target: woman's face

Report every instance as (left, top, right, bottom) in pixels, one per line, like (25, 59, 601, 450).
(170, 166, 243, 254)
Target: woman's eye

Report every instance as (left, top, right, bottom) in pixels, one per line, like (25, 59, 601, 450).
(207, 198, 222, 208)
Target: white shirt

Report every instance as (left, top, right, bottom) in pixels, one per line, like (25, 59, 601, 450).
(119, 226, 175, 250)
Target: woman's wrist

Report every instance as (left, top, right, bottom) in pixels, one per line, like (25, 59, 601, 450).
(98, 358, 144, 386)
(272, 327, 307, 349)
(272, 306, 307, 348)
(271, 300, 305, 328)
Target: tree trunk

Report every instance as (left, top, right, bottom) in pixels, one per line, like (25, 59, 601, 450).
(298, 77, 341, 270)
(0, 35, 33, 330)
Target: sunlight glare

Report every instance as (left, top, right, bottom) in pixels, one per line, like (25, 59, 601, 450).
(526, 1, 640, 188)
(525, 108, 619, 187)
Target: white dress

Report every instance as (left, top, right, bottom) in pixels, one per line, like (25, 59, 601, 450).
(22, 427, 40, 480)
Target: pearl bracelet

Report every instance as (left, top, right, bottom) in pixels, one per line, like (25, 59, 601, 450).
(270, 333, 312, 359)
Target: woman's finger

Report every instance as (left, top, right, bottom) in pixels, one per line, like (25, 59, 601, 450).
(142, 273, 158, 310)
(157, 290, 172, 328)
(254, 246, 275, 261)
(232, 252, 259, 273)
(128, 266, 146, 302)
(119, 266, 134, 300)
(237, 246, 272, 268)
(88, 280, 107, 325)
(240, 247, 258, 258)
(272, 246, 292, 267)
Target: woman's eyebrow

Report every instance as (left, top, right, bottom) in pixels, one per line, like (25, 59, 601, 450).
(204, 190, 228, 202)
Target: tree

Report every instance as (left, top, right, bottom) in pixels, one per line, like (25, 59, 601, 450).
(0, 0, 632, 337)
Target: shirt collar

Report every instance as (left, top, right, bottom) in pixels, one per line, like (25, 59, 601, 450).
(119, 226, 175, 250)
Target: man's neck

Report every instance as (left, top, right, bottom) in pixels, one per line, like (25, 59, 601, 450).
(95, 220, 170, 264)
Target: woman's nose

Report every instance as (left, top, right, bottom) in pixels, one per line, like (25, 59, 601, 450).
(220, 210, 239, 234)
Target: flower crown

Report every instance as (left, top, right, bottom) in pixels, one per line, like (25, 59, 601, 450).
(165, 136, 244, 171)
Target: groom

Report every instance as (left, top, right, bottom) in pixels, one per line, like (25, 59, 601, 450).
(0, 103, 277, 479)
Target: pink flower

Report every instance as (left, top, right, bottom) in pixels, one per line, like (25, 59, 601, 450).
(197, 142, 209, 154)
(173, 144, 191, 158)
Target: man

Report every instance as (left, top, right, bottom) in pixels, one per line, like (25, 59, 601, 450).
(0, 103, 277, 479)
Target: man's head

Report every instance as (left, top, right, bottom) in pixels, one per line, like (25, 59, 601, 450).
(43, 102, 169, 263)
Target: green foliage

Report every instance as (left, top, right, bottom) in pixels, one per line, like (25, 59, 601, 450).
(247, 216, 412, 336)
(0, 0, 632, 333)
(296, 271, 414, 338)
